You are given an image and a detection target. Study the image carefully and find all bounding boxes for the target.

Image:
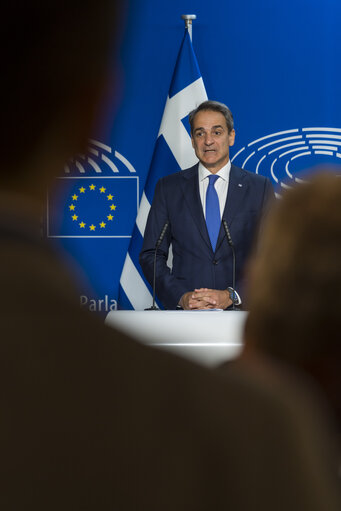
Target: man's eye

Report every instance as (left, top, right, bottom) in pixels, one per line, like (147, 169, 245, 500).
(214, 131, 222, 136)
(196, 132, 204, 137)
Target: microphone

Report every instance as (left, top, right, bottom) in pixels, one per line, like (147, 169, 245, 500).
(145, 221, 169, 310)
(222, 219, 238, 311)
(156, 221, 169, 249)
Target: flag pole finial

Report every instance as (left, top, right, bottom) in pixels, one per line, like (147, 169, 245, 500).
(181, 14, 196, 41)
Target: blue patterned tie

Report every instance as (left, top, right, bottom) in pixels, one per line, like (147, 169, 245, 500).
(206, 174, 220, 251)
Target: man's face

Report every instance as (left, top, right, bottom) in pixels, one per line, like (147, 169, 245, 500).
(191, 110, 235, 173)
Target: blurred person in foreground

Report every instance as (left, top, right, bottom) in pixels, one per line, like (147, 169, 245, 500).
(0, 2, 340, 510)
(239, 171, 341, 441)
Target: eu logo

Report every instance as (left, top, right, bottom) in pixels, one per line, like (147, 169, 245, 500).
(47, 142, 138, 238)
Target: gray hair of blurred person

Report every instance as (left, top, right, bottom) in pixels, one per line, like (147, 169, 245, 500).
(188, 100, 234, 134)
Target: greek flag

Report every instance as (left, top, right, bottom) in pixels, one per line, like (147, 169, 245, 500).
(118, 28, 207, 309)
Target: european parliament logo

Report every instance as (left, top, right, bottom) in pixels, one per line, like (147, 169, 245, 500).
(232, 127, 341, 196)
(47, 139, 138, 238)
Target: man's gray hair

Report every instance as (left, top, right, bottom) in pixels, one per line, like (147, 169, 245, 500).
(188, 100, 234, 133)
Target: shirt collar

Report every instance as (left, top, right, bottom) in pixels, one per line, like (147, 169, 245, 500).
(198, 160, 231, 182)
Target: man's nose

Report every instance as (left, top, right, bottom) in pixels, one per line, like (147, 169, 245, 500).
(204, 133, 214, 145)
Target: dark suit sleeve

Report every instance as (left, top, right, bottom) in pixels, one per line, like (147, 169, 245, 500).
(139, 178, 189, 309)
(257, 176, 276, 241)
(263, 177, 276, 212)
(232, 174, 275, 303)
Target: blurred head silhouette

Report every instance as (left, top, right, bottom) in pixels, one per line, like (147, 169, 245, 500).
(1, 1, 122, 198)
(244, 171, 341, 427)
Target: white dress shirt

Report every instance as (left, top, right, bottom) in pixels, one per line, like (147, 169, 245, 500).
(198, 160, 231, 219)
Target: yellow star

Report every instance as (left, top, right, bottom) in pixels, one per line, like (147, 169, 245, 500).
(79, 222, 86, 228)
(79, 187, 86, 193)
(72, 214, 78, 221)
(107, 194, 113, 200)
(110, 204, 116, 211)
(72, 194, 78, 201)
(99, 187, 106, 193)
(69, 204, 75, 211)
(100, 222, 106, 228)
(89, 184, 96, 190)
(107, 214, 113, 221)
(89, 224, 96, 231)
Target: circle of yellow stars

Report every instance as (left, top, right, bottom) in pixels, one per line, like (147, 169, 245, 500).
(68, 184, 117, 231)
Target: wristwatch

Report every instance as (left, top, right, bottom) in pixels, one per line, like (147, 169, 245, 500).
(227, 287, 240, 305)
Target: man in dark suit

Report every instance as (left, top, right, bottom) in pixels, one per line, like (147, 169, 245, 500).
(140, 101, 274, 310)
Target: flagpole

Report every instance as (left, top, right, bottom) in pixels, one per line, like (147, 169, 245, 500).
(118, 14, 207, 310)
(181, 14, 196, 41)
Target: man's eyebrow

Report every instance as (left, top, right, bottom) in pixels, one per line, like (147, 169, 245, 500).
(193, 124, 225, 133)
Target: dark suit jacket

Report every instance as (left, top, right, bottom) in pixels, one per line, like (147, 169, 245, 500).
(140, 163, 274, 309)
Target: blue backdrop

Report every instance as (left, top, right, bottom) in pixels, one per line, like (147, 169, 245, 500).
(47, 0, 341, 312)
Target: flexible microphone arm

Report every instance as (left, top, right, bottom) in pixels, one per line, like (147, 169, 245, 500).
(222, 219, 236, 310)
(145, 221, 169, 310)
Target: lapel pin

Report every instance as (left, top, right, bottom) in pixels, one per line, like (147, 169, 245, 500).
(238, 183, 243, 187)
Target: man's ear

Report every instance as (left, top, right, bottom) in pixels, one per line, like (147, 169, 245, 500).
(228, 129, 236, 147)
(191, 135, 195, 148)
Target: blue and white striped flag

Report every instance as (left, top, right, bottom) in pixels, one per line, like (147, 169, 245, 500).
(118, 29, 207, 309)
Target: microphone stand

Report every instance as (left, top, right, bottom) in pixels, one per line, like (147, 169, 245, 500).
(145, 221, 169, 310)
(222, 220, 237, 311)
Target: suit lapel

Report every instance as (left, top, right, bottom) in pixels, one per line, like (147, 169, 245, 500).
(216, 165, 248, 251)
(180, 164, 248, 254)
(180, 165, 212, 251)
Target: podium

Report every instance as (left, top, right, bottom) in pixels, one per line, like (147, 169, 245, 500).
(105, 310, 247, 367)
